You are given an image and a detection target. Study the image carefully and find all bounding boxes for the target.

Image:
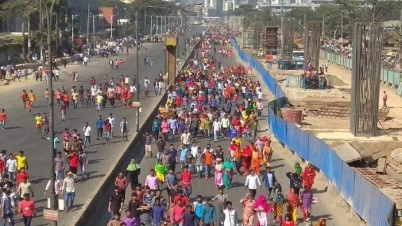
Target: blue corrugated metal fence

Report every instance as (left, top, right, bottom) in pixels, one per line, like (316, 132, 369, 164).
(232, 40, 395, 226)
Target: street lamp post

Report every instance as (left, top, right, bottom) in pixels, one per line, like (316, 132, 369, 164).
(42, 0, 57, 225)
(92, 14, 100, 47)
(135, 4, 152, 132)
(71, 14, 79, 50)
(110, 14, 119, 38)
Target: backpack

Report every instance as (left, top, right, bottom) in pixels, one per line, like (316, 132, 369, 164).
(193, 202, 204, 218)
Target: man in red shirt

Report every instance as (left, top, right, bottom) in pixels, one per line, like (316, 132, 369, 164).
(16, 167, 29, 187)
(180, 166, 192, 197)
(18, 193, 36, 224)
(0, 109, 6, 130)
(103, 119, 112, 144)
(67, 152, 79, 175)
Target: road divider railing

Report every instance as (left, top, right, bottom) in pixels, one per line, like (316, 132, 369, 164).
(232, 39, 395, 226)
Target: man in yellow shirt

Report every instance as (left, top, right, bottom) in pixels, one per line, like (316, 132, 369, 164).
(34, 113, 42, 134)
(15, 150, 28, 171)
(96, 94, 103, 111)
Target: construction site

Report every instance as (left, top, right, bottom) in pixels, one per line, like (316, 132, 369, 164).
(239, 19, 402, 223)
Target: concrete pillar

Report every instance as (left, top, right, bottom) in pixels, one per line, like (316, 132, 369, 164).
(165, 36, 178, 87)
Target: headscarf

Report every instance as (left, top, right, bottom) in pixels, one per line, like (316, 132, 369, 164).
(316, 218, 326, 226)
(254, 195, 272, 212)
(294, 162, 302, 175)
(126, 159, 140, 171)
(223, 158, 234, 171)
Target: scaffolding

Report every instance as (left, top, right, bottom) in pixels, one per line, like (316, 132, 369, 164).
(265, 26, 280, 55)
(350, 23, 383, 137)
(281, 19, 295, 61)
(303, 21, 322, 69)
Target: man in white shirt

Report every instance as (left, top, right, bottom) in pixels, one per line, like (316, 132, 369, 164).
(61, 171, 76, 212)
(223, 201, 237, 226)
(108, 113, 115, 139)
(245, 169, 261, 199)
(83, 122, 92, 146)
(190, 142, 199, 158)
(181, 129, 191, 145)
(212, 118, 221, 142)
(257, 99, 264, 117)
(220, 115, 229, 138)
(6, 154, 17, 182)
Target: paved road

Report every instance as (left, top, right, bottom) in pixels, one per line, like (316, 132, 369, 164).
(121, 41, 357, 226)
(0, 26, 206, 226)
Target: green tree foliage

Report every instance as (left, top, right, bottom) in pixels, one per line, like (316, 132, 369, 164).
(229, 4, 277, 29)
(286, 0, 402, 39)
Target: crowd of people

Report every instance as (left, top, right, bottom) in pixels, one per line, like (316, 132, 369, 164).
(106, 26, 327, 226)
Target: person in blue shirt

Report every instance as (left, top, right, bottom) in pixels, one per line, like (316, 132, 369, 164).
(226, 99, 232, 114)
(246, 90, 253, 100)
(168, 144, 178, 173)
(152, 118, 161, 139)
(178, 144, 189, 169)
(261, 166, 277, 198)
(210, 97, 218, 111)
(184, 204, 198, 226)
(151, 197, 166, 225)
(201, 198, 216, 226)
(169, 117, 178, 140)
(95, 115, 103, 140)
(228, 126, 238, 140)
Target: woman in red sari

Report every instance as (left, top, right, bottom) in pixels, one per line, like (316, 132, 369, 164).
(242, 145, 252, 175)
(302, 163, 316, 189)
(286, 188, 300, 223)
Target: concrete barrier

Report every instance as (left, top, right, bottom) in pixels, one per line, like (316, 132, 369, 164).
(70, 38, 203, 226)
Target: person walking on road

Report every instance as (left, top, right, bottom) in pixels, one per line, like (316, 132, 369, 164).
(144, 132, 153, 158)
(83, 122, 92, 147)
(96, 115, 103, 140)
(261, 166, 277, 198)
(79, 149, 89, 180)
(240, 193, 255, 226)
(108, 113, 115, 139)
(120, 117, 128, 141)
(286, 188, 300, 224)
(125, 159, 141, 190)
(62, 171, 76, 212)
(0, 109, 7, 130)
(2, 189, 15, 226)
(383, 91, 388, 108)
(18, 193, 35, 226)
(245, 169, 261, 199)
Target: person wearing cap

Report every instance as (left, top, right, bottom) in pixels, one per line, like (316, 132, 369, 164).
(61, 171, 76, 212)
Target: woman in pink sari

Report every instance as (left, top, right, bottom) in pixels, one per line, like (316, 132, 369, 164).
(214, 158, 224, 187)
(254, 195, 272, 226)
